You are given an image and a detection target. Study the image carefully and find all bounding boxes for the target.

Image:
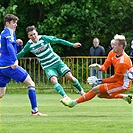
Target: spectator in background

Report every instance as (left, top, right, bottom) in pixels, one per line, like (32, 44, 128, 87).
(129, 40, 133, 63)
(89, 38, 105, 79)
(105, 39, 115, 77)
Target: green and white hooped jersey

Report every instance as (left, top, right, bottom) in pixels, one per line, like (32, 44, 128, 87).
(17, 35, 74, 69)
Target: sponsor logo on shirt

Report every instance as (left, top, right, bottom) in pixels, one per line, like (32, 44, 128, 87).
(38, 45, 45, 51)
(31, 45, 45, 53)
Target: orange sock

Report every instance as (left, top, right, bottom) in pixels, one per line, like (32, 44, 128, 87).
(76, 90, 96, 103)
(106, 94, 123, 99)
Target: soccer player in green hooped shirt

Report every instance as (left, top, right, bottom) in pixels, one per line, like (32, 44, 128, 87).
(17, 25, 85, 101)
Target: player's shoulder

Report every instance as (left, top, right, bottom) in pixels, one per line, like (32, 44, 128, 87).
(41, 35, 55, 39)
(108, 50, 115, 56)
(119, 52, 132, 66)
(123, 52, 131, 60)
(1, 28, 10, 37)
(27, 39, 33, 44)
(26, 40, 33, 48)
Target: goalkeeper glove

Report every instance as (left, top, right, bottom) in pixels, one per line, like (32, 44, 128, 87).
(89, 63, 101, 70)
(96, 79, 102, 84)
(87, 76, 102, 85)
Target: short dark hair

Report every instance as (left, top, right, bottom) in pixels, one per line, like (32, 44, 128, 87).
(26, 25, 36, 33)
(4, 14, 19, 25)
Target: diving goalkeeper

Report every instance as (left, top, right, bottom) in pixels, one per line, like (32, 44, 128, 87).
(60, 34, 132, 108)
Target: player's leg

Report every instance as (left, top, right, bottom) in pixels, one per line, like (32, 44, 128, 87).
(60, 85, 99, 107)
(0, 69, 11, 98)
(23, 75, 38, 113)
(98, 93, 132, 104)
(57, 61, 85, 95)
(75, 86, 99, 103)
(50, 76, 70, 99)
(21, 71, 47, 116)
(65, 72, 85, 95)
(98, 82, 132, 104)
(44, 68, 70, 99)
(0, 87, 6, 98)
(3, 66, 47, 116)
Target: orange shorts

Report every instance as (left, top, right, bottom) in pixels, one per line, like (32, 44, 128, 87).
(99, 81, 132, 96)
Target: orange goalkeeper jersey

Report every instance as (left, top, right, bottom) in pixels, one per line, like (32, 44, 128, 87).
(101, 50, 132, 85)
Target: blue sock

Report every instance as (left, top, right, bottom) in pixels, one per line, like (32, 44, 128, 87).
(28, 86, 38, 112)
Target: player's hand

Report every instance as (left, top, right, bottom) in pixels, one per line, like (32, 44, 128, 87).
(11, 60, 18, 69)
(89, 63, 101, 70)
(87, 76, 102, 85)
(73, 43, 82, 48)
(16, 39, 23, 46)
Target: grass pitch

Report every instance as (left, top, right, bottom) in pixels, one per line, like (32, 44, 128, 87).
(0, 92, 132, 133)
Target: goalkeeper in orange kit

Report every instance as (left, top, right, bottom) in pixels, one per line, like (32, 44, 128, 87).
(60, 34, 132, 108)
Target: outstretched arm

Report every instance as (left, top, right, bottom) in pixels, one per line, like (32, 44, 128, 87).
(16, 39, 23, 53)
(73, 43, 82, 48)
(17, 43, 30, 59)
(43, 35, 82, 47)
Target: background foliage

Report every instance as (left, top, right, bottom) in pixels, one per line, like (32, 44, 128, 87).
(0, 0, 133, 56)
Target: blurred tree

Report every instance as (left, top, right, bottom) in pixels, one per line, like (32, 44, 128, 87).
(0, 0, 132, 56)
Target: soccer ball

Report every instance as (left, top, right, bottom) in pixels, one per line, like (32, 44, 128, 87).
(127, 67, 133, 80)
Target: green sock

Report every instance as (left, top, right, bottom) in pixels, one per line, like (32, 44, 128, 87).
(72, 78, 83, 91)
(54, 83, 66, 97)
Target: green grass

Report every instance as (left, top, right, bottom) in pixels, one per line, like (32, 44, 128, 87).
(0, 92, 133, 133)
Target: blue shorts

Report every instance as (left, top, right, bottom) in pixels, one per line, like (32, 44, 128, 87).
(0, 66, 28, 87)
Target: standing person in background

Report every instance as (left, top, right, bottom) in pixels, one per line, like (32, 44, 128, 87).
(129, 40, 133, 63)
(105, 39, 115, 77)
(89, 38, 105, 79)
(0, 14, 47, 116)
(17, 25, 85, 101)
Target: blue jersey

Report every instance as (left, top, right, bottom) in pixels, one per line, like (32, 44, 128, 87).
(0, 28, 27, 86)
(0, 28, 22, 67)
(0, 34, 1, 56)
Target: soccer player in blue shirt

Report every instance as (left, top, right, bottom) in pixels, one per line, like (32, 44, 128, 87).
(0, 14, 47, 116)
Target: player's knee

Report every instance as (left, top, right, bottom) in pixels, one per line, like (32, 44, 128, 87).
(65, 74, 75, 81)
(0, 93, 5, 98)
(97, 93, 108, 98)
(91, 87, 100, 94)
(50, 76, 57, 84)
(27, 80, 35, 87)
(23, 75, 35, 86)
(97, 94, 104, 98)
(30, 81, 35, 86)
(68, 77, 74, 81)
(28, 85, 35, 90)
(0, 89, 6, 98)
